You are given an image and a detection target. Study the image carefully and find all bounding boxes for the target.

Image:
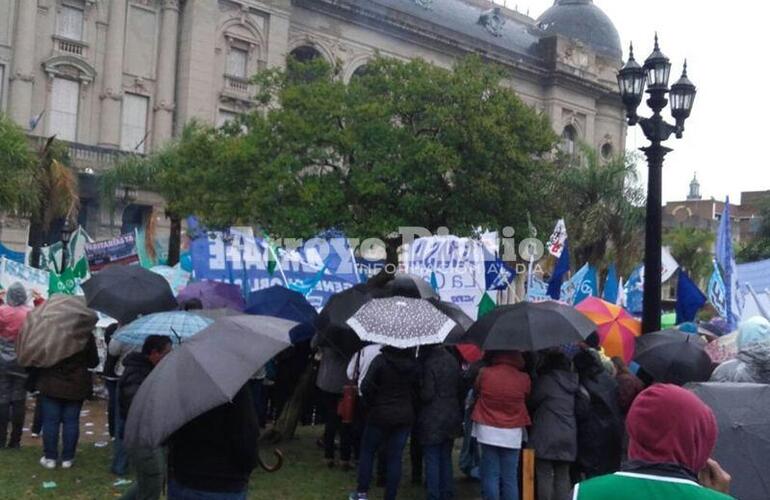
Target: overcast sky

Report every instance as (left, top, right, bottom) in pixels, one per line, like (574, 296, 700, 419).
(496, 0, 769, 204)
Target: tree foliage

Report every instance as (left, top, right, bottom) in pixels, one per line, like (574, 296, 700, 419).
(0, 113, 36, 212)
(551, 146, 645, 277)
(737, 197, 770, 263)
(663, 227, 715, 285)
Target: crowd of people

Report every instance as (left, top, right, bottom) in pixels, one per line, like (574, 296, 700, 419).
(0, 276, 768, 499)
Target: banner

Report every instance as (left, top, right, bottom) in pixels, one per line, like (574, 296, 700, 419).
(0, 242, 25, 264)
(624, 265, 644, 315)
(573, 265, 598, 305)
(0, 256, 49, 304)
(708, 262, 728, 318)
(85, 233, 139, 271)
(560, 263, 589, 305)
(188, 220, 360, 310)
(406, 236, 486, 320)
(661, 247, 679, 283)
(38, 226, 91, 276)
(547, 219, 568, 258)
(527, 276, 551, 302)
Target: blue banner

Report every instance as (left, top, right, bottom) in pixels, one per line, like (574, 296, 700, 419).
(708, 262, 727, 318)
(0, 243, 25, 264)
(188, 220, 360, 310)
(624, 265, 644, 315)
(85, 233, 139, 271)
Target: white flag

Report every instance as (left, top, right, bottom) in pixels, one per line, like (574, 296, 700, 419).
(661, 246, 679, 283)
(547, 219, 568, 258)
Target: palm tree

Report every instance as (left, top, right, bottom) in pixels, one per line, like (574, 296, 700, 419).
(664, 227, 715, 286)
(0, 113, 36, 213)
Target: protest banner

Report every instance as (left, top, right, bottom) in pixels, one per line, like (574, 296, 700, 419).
(0, 256, 49, 304)
(85, 233, 139, 271)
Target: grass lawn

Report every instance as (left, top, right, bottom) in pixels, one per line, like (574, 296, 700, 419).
(0, 400, 481, 499)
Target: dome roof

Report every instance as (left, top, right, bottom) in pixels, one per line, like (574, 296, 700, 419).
(536, 0, 622, 60)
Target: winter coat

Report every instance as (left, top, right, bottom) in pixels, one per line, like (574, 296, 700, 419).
(168, 386, 258, 493)
(417, 347, 464, 446)
(710, 342, 770, 384)
(528, 369, 579, 462)
(472, 352, 532, 429)
(0, 305, 30, 378)
(574, 353, 624, 478)
(118, 352, 154, 422)
(360, 347, 420, 429)
(315, 346, 350, 394)
(37, 336, 99, 401)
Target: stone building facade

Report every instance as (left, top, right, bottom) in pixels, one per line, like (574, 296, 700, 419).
(0, 0, 626, 250)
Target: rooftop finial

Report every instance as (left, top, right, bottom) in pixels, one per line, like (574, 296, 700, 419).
(682, 59, 688, 77)
(654, 32, 660, 50)
(629, 42, 635, 60)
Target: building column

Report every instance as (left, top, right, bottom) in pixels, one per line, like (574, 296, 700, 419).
(266, 12, 290, 69)
(152, 0, 180, 148)
(98, 0, 127, 148)
(7, 0, 38, 128)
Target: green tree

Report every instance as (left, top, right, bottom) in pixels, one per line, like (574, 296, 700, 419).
(663, 227, 715, 285)
(737, 198, 770, 263)
(0, 113, 36, 213)
(552, 146, 645, 277)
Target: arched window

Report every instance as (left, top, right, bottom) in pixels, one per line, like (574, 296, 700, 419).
(289, 46, 322, 63)
(561, 125, 577, 156)
(600, 142, 613, 160)
(351, 64, 370, 80)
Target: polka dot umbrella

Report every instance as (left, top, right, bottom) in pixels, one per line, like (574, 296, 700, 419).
(575, 296, 641, 363)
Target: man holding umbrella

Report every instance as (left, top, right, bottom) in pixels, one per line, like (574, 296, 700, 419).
(119, 335, 172, 500)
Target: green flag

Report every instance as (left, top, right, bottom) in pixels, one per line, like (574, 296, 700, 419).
(71, 257, 89, 279)
(477, 292, 496, 319)
(263, 233, 279, 276)
(49, 268, 77, 296)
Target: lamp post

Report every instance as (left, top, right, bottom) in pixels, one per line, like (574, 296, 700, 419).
(617, 35, 697, 333)
(60, 218, 76, 273)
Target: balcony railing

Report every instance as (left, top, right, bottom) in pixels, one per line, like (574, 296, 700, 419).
(223, 74, 255, 101)
(52, 35, 88, 58)
(28, 136, 141, 174)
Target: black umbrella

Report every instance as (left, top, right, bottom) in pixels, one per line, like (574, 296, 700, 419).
(427, 298, 473, 345)
(381, 273, 439, 299)
(463, 301, 596, 351)
(688, 382, 770, 500)
(82, 265, 178, 323)
(633, 331, 713, 385)
(315, 284, 384, 354)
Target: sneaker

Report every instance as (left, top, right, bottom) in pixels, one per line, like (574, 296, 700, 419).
(39, 457, 56, 469)
(348, 493, 368, 500)
(30, 433, 40, 438)
(61, 460, 74, 469)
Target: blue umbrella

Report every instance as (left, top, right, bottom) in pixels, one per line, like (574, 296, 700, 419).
(114, 311, 213, 346)
(245, 286, 318, 343)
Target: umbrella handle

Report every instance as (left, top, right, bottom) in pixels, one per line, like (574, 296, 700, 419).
(258, 448, 283, 473)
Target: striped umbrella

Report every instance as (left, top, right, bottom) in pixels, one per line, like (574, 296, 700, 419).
(576, 296, 641, 363)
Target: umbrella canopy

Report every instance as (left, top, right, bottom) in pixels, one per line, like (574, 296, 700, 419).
(381, 273, 439, 299)
(113, 311, 213, 346)
(82, 265, 177, 323)
(576, 297, 641, 363)
(463, 301, 596, 352)
(346, 297, 455, 348)
(124, 315, 298, 449)
(192, 308, 242, 321)
(246, 286, 318, 344)
(634, 330, 714, 385)
(15, 295, 98, 368)
(315, 284, 383, 355)
(688, 382, 770, 500)
(427, 298, 473, 345)
(177, 281, 246, 311)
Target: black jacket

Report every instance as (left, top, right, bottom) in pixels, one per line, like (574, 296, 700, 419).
(528, 369, 579, 462)
(118, 352, 153, 422)
(417, 347, 463, 446)
(360, 347, 419, 429)
(37, 336, 99, 401)
(168, 386, 258, 493)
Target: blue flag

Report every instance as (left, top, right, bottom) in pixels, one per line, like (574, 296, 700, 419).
(676, 270, 707, 324)
(625, 265, 644, 315)
(603, 264, 619, 303)
(561, 263, 589, 305)
(483, 243, 516, 291)
(707, 261, 727, 318)
(547, 240, 570, 299)
(715, 199, 739, 329)
(527, 276, 550, 302)
(574, 265, 598, 305)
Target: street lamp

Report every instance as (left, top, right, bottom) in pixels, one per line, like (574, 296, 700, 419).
(617, 35, 696, 333)
(60, 218, 76, 272)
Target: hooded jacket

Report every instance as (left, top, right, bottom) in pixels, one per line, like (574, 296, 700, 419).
(528, 368, 579, 461)
(416, 346, 463, 446)
(472, 352, 531, 429)
(710, 342, 770, 384)
(360, 346, 420, 429)
(0, 304, 30, 377)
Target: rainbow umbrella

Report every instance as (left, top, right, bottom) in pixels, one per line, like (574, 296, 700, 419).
(576, 296, 641, 363)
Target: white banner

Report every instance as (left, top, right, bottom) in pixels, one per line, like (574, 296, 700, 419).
(0, 256, 49, 304)
(405, 236, 486, 320)
(547, 219, 568, 258)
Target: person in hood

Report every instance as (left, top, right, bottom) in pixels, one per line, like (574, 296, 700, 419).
(573, 348, 623, 480)
(0, 283, 31, 449)
(119, 335, 172, 500)
(573, 384, 735, 499)
(349, 346, 419, 500)
(417, 345, 463, 500)
(472, 351, 531, 500)
(710, 316, 770, 384)
(529, 350, 579, 500)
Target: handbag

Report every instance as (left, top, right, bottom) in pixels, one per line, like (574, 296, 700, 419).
(337, 352, 361, 424)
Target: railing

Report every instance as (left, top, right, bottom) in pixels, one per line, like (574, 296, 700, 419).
(28, 136, 142, 173)
(223, 75, 255, 100)
(53, 36, 88, 58)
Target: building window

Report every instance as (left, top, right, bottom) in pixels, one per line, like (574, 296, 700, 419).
(290, 46, 322, 63)
(49, 77, 80, 142)
(227, 47, 249, 79)
(217, 110, 238, 128)
(121, 93, 149, 153)
(601, 142, 613, 160)
(561, 125, 577, 156)
(57, 4, 84, 41)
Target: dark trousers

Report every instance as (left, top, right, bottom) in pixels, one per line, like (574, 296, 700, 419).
(319, 390, 352, 461)
(105, 379, 118, 438)
(0, 399, 25, 448)
(535, 459, 572, 500)
(32, 394, 43, 434)
(41, 396, 82, 461)
(424, 440, 455, 500)
(356, 424, 410, 500)
(410, 430, 423, 482)
(121, 446, 165, 500)
(248, 379, 266, 428)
